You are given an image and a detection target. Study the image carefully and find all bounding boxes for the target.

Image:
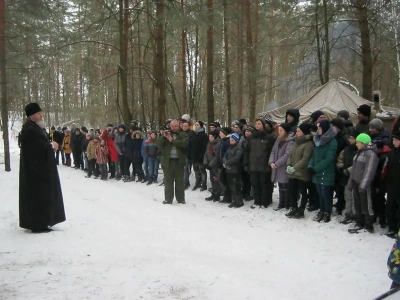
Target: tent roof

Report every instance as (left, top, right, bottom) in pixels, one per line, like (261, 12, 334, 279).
(265, 80, 399, 124)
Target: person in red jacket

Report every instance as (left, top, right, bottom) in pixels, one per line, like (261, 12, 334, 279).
(100, 126, 119, 179)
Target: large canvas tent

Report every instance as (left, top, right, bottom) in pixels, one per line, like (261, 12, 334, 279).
(264, 80, 400, 127)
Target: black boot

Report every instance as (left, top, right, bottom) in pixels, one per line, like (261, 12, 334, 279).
(199, 184, 207, 192)
(386, 230, 397, 239)
(205, 194, 214, 201)
(348, 222, 364, 234)
(163, 200, 172, 204)
(313, 210, 324, 222)
(285, 208, 297, 218)
(292, 208, 305, 219)
(340, 214, 353, 225)
(322, 213, 331, 223)
(147, 179, 153, 185)
(228, 203, 236, 208)
(192, 183, 200, 191)
(213, 195, 220, 202)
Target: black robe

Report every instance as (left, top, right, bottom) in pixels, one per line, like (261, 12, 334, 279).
(19, 120, 66, 231)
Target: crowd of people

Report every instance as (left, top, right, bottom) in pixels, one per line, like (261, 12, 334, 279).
(46, 105, 400, 237)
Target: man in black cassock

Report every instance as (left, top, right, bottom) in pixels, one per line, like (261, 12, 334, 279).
(19, 103, 66, 233)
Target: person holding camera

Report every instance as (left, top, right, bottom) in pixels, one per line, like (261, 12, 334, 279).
(156, 120, 189, 204)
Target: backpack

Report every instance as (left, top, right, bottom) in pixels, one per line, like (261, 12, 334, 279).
(387, 231, 400, 284)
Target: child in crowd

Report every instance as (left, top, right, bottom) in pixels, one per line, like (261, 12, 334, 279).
(144, 130, 161, 185)
(223, 133, 244, 208)
(269, 123, 294, 213)
(62, 129, 72, 166)
(347, 133, 379, 233)
(218, 127, 232, 203)
(95, 139, 109, 180)
(204, 130, 221, 202)
(86, 135, 99, 179)
(336, 130, 358, 224)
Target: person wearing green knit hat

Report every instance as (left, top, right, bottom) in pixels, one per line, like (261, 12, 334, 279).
(347, 132, 379, 234)
(355, 133, 371, 145)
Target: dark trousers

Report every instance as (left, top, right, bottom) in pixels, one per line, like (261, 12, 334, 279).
(227, 172, 242, 205)
(307, 182, 319, 209)
(108, 161, 115, 177)
(373, 186, 387, 225)
(87, 158, 99, 177)
(99, 163, 108, 180)
(55, 150, 61, 165)
(209, 168, 221, 196)
(336, 184, 345, 213)
(241, 168, 251, 198)
(316, 184, 333, 214)
(387, 192, 400, 232)
(65, 153, 71, 166)
(73, 150, 83, 168)
(287, 178, 309, 209)
(163, 159, 185, 203)
(193, 163, 207, 186)
(250, 171, 272, 207)
(219, 168, 231, 201)
(352, 181, 374, 227)
(147, 157, 159, 181)
(117, 154, 128, 177)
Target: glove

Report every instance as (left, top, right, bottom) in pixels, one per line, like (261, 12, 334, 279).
(286, 166, 295, 174)
(307, 168, 316, 177)
(244, 166, 249, 173)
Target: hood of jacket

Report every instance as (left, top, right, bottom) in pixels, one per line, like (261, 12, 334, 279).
(285, 108, 300, 124)
(314, 126, 337, 147)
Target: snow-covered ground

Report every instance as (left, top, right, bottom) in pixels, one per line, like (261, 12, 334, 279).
(0, 134, 395, 300)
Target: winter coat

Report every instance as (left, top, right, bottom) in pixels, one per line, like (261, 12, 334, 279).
(19, 120, 65, 231)
(219, 137, 230, 168)
(336, 144, 358, 186)
(285, 108, 300, 133)
(156, 130, 188, 169)
(371, 129, 391, 150)
(244, 130, 277, 173)
(347, 144, 379, 191)
(223, 143, 243, 174)
(308, 127, 338, 186)
(100, 129, 118, 162)
(343, 120, 354, 134)
(114, 131, 127, 155)
(73, 133, 86, 153)
(382, 147, 400, 193)
(355, 119, 370, 134)
(287, 135, 314, 182)
(62, 134, 72, 154)
(335, 127, 349, 158)
(144, 138, 160, 158)
(82, 138, 89, 153)
(87, 140, 96, 160)
(269, 135, 295, 183)
(203, 139, 221, 170)
(95, 144, 109, 165)
(51, 131, 63, 144)
(188, 128, 208, 163)
(126, 133, 144, 164)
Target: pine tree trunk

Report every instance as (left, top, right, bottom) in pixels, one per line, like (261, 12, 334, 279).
(245, 0, 256, 121)
(0, 0, 10, 171)
(155, 0, 166, 126)
(223, 0, 232, 125)
(206, 0, 214, 126)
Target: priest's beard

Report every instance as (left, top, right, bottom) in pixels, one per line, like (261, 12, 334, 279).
(36, 120, 45, 128)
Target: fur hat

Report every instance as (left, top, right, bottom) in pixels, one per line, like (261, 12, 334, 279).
(311, 110, 325, 123)
(220, 127, 231, 136)
(209, 130, 219, 139)
(392, 130, 400, 140)
(230, 133, 240, 143)
(369, 118, 383, 130)
(298, 123, 312, 135)
(337, 110, 350, 120)
(318, 120, 330, 135)
(330, 118, 344, 130)
(357, 104, 371, 118)
(356, 133, 371, 144)
(25, 103, 42, 117)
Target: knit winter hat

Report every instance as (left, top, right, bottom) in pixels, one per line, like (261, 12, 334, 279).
(220, 127, 231, 136)
(209, 130, 219, 139)
(330, 118, 344, 130)
(311, 110, 325, 123)
(369, 118, 383, 130)
(209, 121, 221, 128)
(244, 125, 255, 133)
(392, 130, 400, 140)
(349, 129, 359, 138)
(279, 123, 292, 134)
(337, 110, 350, 120)
(118, 124, 126, 129)
(239, 118, 247, 125)
(356, 133, 371, 144)
(298, 122, 312, 135)
(357, 104, 371, 118)
(181, 114, 191, 122)
(231, 120, 243, 130)
(230, 133, 240, 143)
(318, 119, 330, 135)
(25, 103, 42, 117)
(264, 117, 276, 128)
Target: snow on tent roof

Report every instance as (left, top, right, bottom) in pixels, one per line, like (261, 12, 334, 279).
(263, 80, 400, 124)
